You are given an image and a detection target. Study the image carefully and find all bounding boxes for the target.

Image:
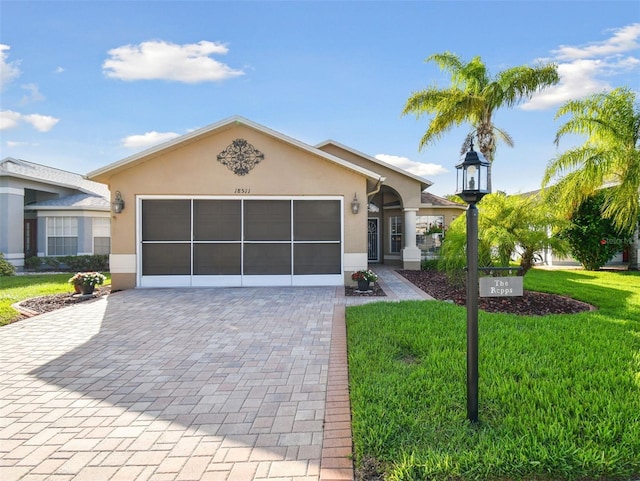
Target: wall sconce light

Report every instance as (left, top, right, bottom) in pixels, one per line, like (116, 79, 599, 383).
(112, 191, 125, 214)
(351, 193, 360, 214)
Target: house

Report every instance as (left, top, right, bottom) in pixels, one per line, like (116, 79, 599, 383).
(0, 157, 111, 269)
(87, 116, 466, 290)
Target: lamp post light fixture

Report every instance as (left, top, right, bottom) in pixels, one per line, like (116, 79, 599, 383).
(455, 140, 491, 423)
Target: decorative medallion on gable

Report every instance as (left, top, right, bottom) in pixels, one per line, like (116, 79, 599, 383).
(216, 138, 264, 176)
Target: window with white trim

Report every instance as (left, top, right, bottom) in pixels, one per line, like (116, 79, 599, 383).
(390, 216, 403, 253)
(47, 217, 78, 256)
(93, 218, 111, 255)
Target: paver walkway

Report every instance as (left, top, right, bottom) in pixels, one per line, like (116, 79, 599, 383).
(0, 267, 432, 481)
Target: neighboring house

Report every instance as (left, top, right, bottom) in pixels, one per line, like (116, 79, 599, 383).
(88, 116, 465, 290)
(0, 157, 111, 269)
(521, 188, 634, 269)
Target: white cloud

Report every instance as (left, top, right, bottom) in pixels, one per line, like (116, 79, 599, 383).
(103, 40, 244, 83)
(122, 131, 181, 149)
(24, 113, 59, 132)
(6, 140, 28, 147)
(0, 44, 21, 91)
(55, 66, 64, 74)
(0, 110, 60, 132)
(0, 110, 21, 130)
(21, 83, 45, 104)
(522, 23, 640, 110)
(551, 23, 640, 61)
(375, 154, 448, 177)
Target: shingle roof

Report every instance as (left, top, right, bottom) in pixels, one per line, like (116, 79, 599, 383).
(421, 191, 465, 208)
(26, 193, 110, 210)
(0, 157, 109, 198)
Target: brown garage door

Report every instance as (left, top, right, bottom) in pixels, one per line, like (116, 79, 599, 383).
(139, 197, 343, 287)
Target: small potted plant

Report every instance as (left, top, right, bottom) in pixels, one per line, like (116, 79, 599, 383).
(68, 271, 106, 295)
(351, 269, 378, 291)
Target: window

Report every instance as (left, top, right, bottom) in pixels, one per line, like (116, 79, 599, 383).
(390, 216, 403, 253)
(47, 217, 78, 256)
(93, 218, 111, 255)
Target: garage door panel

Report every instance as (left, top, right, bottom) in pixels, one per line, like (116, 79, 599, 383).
(142, 243, 191, 275)
(194, 200, 241, 241)
(143, 200, 191, 241)
(194, 243, 241, 275)
(294, 244, 341, 275)
(244, 200, 291, 241)
(294, 200, 341, 241)
(244, 244, 291, 275)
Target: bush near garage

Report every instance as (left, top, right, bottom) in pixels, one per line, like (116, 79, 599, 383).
(24, 255, 109, 272)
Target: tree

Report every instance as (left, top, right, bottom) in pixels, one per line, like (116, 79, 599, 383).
(479, 192, 568, 275)
(558, 192, 626, 270)
(543, 87, 640, 269)
(403, 51, 559, 188)
(439, 192, 567, 281)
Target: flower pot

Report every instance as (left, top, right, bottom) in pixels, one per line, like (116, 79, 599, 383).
(78, 284, 95, 295)
(357, 279, 370, 291)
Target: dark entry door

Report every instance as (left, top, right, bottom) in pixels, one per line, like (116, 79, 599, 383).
(24, 219, 37, 258)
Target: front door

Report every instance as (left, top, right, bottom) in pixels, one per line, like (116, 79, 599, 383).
(368, 218, 379, 262)
(24, 219, 37, 259)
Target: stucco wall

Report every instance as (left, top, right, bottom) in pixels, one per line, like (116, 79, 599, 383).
(98, 124, 370, 289)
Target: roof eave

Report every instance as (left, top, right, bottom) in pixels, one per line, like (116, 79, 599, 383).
(315, 139, 433, 189)
(87, 116, 384, 183)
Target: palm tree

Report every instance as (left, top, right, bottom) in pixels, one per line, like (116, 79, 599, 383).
(542, 87, 640, 270)
(403, 51, 559, 188)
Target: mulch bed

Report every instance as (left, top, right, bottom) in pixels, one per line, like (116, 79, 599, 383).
(13, 285, 111, 320)
(397, 269, 595, 316)
(12, 270, 594, 320)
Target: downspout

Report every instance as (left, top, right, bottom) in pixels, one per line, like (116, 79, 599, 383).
(367, 176, 384, 199)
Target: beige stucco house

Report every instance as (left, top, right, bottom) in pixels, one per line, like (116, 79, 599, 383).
(88, 116, 464, 290)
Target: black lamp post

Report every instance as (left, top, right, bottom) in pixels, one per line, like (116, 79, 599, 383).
(455, 140, 491, 422)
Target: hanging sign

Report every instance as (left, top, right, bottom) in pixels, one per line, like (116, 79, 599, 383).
(479, 276, 523, 297)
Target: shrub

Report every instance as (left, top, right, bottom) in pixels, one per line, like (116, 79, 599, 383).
(559, 192, 629, 270)
(24, 256, 42, 270)
(24, 255, 110, 272)
(421, 258, 439, 271)
(438, 216, 492, 286)
(61, 255, 109, 272)
(0, 253, 16, 276)
(43, 257, 61, 270)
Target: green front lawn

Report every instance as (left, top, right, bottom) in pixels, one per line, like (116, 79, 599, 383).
(347, 268, 640, 480)
(0, 273, 111, 326)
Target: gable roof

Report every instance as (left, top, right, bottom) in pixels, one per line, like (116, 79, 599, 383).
(25, 193, 110, 211)
(0, 157, 109, 198)
(87, 116, 385, 183)
(421, 191, 465, 209)
(315, 140, 433, 190)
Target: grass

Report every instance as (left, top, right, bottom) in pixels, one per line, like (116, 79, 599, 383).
(347, 268, 640, 480)
(0, 273, 111, 326)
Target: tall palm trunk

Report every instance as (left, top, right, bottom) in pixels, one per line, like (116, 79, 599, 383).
(475, 123, 495, 192)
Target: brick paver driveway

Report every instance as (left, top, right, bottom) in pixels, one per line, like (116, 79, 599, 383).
(1, 287, 355, 481)
(1, 268, 430, 481)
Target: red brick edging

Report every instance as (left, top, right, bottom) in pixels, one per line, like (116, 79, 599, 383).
(319, 304, 354, 481)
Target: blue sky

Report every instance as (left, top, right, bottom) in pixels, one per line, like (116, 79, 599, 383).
(1, 1, 639, 197)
